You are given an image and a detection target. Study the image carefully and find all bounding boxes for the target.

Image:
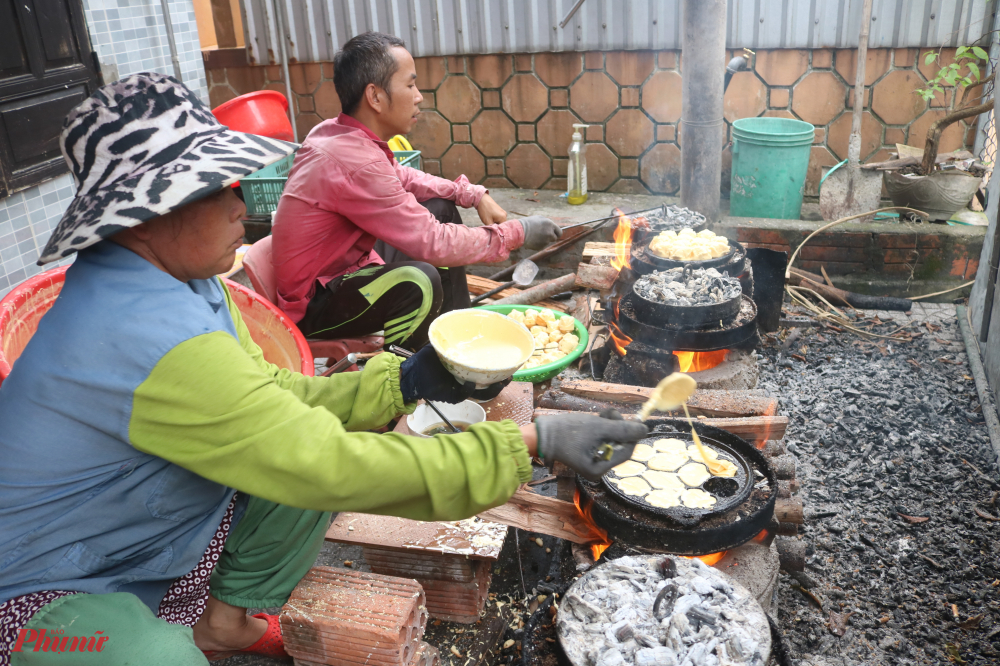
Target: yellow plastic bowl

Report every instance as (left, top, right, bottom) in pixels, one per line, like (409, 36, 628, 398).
(428, 309, 534, 388)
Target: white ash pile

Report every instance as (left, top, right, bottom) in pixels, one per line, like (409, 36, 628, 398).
(643, 205, 707, 233)
(557, 555, 769, 666)
(634, 268, 741, 306)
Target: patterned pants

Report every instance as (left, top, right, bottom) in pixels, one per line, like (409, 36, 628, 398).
(2, 497, 330, 666)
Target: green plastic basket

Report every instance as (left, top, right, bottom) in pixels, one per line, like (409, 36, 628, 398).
(476, 304, 589, 383)
(240, 149, 422, 217)
(241, 153, 295, 216)
(394, 149, 422, 170)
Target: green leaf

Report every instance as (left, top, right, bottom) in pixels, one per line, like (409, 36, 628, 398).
(957, 46, 968, 56)
(924, 52, 938, 65)
(967, 62, 980, 80)
(973, 46, 989, 60)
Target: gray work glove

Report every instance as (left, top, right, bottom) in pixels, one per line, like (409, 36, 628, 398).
(518, 216, 563, 250)
(535, 409, 649, 481)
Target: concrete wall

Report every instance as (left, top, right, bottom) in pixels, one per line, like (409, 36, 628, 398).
(206, 47, 979, 198)
(0, 0, 208, 297)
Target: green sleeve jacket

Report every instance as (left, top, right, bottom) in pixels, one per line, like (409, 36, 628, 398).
(129, 281, 533, 520)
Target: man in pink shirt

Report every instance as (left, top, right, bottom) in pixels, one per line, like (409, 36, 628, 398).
(272, 32, 561, 350)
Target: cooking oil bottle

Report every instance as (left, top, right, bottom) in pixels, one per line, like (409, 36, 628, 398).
(567, 123, 588, 205)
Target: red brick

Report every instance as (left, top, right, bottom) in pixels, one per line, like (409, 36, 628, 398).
(281, 567, 427, 666)
(883, 248, 933, 263)
(917, 234, 944, 249)
(807, 232, 871, 248)
(881, 264, 920, 275)
(737, 228, 786, 245)
(743, 242, 791, 252)
(798, 246, 867, 262)
(798, 261, 867, 274)
(950, 256, 969, 277)
(362, 547, 495, 624)
(877, 235, 918, 249)
(966, 258, 980, 280)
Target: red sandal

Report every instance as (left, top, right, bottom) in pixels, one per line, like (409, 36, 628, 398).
(202, 613, 289, 662)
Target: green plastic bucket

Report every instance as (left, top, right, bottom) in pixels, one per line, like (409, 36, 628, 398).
(730, 117, 814, 219)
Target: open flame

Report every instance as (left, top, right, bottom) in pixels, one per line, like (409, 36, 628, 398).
(610, 210, 633, 272)
(609, 315, 633, 356)
(673, 349, 729, 373)
(573, 489, 613, 560)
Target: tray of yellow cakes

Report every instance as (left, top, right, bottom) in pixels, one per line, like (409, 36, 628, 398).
(603, 433, 752, 519)
(639, 227, 744, 273)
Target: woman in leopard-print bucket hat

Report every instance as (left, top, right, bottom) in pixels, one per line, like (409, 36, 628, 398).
(0, 73, 629, 665)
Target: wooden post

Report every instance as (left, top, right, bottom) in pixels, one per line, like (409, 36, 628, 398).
(210, 0, 238, 48)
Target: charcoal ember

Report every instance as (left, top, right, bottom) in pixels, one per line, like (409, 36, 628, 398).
(640, 205, 707, 233)
(558, 555, 769, 666)
(633, 267, 741, 306)
(757, 314, 999, 665)
(634, 646, 677, 666)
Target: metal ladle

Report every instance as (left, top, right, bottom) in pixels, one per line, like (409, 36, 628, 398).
(470, 259, 539, 304)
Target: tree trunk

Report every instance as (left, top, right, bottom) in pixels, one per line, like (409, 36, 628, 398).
(920, 100, 992, 175)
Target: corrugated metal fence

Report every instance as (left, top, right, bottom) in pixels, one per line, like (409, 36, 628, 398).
(243, 0, 995, 64)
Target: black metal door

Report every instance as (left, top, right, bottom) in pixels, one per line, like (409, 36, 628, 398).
(0, 0, 100, 198)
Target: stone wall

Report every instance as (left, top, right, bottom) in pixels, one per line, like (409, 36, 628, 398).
(206, 47, 978, 197)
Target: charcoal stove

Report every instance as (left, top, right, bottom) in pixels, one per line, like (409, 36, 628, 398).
(576, 420, 776, 556)
(594, 209, 764, 390)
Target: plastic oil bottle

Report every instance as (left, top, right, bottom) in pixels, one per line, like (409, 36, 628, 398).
(567, 123, 588, 205)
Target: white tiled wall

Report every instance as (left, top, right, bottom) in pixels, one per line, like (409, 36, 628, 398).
(0, 0, 208, 296)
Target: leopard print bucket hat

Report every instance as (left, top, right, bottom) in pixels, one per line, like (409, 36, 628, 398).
(39, 72, 297, 264)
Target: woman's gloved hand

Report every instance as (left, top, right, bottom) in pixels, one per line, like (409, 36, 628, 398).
(470, 377, 510, 401)
(399, 346, 474, 404)
(399, 346, 507, 404)
(534, 409, 648, 481)
(517, 216, 563, 250)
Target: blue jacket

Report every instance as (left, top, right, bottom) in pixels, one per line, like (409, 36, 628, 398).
(0, 243, 240, 610)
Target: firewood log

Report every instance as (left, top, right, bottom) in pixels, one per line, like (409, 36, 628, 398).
(788, 267, 911, 311)
(770, 454, 797, 480)
(776, 537, 806, 572)
(774, 497, 804, 524)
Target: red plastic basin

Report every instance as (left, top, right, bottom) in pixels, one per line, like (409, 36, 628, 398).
(0, 270, 313, 389)
(212, 91, 294, 142)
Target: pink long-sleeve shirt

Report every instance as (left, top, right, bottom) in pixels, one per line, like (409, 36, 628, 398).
(271, 114, 525, 322)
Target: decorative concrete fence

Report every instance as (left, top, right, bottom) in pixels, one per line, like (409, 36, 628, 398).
(206, 47, 977, 196)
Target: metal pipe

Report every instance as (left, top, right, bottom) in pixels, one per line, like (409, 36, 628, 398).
(558, 0, 587, 28)
(680, 0, 726, 224)
(958, 305, 1000, 470)
(978, 70, 1000, 341)
(272, 0, 298, 142)
(159, 0, 183, 81)
(723, 56, 747, 93)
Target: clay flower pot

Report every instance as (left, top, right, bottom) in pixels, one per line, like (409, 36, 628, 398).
(883, 169, 982, 221)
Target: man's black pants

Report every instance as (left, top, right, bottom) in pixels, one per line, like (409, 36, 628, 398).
(296, 198, 471, 351)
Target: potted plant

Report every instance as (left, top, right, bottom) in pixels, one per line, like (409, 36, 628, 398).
(883, 46, 992, 220)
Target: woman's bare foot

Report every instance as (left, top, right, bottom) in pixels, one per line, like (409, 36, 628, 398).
(192, 596, 268, 652)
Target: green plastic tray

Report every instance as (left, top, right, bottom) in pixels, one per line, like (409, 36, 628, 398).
(476, 304, 588, 383)
(394, 149, 422, 169)
(240, 149, 422, 217)
(241, 153, 295, 216)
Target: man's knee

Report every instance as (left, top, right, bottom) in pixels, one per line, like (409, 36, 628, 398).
(419, 198, 461, 225)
